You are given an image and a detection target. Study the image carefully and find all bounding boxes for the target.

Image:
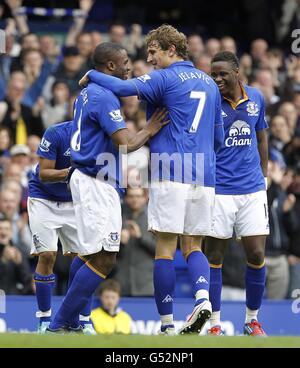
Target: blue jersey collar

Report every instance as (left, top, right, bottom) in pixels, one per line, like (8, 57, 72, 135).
(167, 60, 194, 69)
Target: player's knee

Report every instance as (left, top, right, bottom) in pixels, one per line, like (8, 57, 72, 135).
(91, 252, 117, 276)
(204, 247, 225, 265)
(246, 248, 265, 266)
(38, 252, 56, 266)
(37, 252, 56, 274)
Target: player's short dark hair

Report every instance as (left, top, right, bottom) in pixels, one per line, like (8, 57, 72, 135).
(146, 24, 188, 60)
(97, 279, 121, 296)
(92, 42, 126, 68)
(211, 51, 239, 70)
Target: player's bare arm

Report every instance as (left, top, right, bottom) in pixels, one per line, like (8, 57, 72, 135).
(111, 108, 169, 152)
(39, 157, 70, 183)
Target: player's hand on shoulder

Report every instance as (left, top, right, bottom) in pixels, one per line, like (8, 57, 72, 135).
(79, 72, 90, 88)
(145, 108, 170, 137)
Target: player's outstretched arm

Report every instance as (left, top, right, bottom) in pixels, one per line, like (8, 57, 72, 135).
(39, 157, 70, 183)
(79, 70, 138, 97)
(111, 108, 169, 153)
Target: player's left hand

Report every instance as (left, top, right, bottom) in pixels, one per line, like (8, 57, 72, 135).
(79, 73, 90, 87)
(146, 108, 170, 137)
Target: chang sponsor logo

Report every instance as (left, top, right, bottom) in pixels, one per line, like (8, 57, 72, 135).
(225, 120, 252, 147)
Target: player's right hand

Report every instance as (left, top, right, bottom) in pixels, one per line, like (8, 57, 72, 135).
(146, 108, 170, 137)
(79, 73, 90, 87)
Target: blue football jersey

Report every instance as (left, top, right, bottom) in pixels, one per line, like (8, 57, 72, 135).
(215, 85, 268, 195)
(29, 121, 73, 202)
(70, 83, 126, 194)
(133, 61, 223, 187)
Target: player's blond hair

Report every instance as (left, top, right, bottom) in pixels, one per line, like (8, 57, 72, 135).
(145, 24, 188, 60)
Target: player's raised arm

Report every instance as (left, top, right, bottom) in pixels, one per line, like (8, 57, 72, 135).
(111, 108, 169, 153)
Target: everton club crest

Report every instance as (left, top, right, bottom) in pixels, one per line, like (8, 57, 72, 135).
(246, 101, 259, 116)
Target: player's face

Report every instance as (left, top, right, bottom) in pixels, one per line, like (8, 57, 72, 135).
(211, 61, 239, 96)
(147, 41, 170, 69)
(113, 50, 130, 80)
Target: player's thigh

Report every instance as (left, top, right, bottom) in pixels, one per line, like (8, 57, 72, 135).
(235, 190, 269, 238)
(70, 170, 122, 256)
(148, 181, 187, 234)
(155, 231, 178, 259)
(209, 194, 237, 239)
(28, 197, 60, 254)
(184, 185, 215, 235)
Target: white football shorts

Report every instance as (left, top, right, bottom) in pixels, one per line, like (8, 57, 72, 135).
(28, 197, 79, 255)
(148, 181, 215, 235)
(69, 169, 122, 256)
(209, 190, 270, 239)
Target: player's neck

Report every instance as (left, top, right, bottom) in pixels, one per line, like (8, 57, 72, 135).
(224, 83, 243, 103)
(167, 56, 185, 67)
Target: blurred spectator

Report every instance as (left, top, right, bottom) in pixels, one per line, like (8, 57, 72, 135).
(108, 23, 127, 45)
(90, 279, 132, 334)
(42, 47, 86, 102)
(20, 48, 53, 108)
(0, 71, 44, 144)
(132, 59, 151, 78)
(0, 217, 33, 295)
(220, 36, 237, 54)
(195, 53, 212, 75)
(90, 31, 103, 50)
(112, 188, 156, 296)
(0, 189, 31, 255)
(220, 239, 246, 301)
(39, 35, 60, 66)
(265, 152, 298, 299)
(205, 38, 221, 58)
(187, 34, 204, 63)
(38, 81, 70, 128)
(26, 135, 40, 167)
(269, 115, 292, 151)
(121, 96, 140, 121)
(250, 38, 269, 69)
(287, 164, 300, 298)
(0, 127, 12, 178)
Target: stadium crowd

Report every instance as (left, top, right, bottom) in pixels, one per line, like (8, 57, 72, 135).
(0, 0, 300, 301)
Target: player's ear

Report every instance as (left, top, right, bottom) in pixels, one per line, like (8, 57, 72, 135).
(169, 45, 176, 57)
(107, 61, 115, 72)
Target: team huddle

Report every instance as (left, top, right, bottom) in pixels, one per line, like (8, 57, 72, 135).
(28, 25, 269, 336)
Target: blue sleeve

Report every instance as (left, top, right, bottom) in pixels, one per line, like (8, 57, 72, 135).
(132, 71, 166, 105)
(214, 90, 224, 152)
(88, 92, 126, 136)
(255, 94, 269, 131)
(37, 127, 60, 160)
(88, 70, 137, 97)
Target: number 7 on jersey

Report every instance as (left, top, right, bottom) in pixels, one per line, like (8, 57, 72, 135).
(189, 91, 206, 133)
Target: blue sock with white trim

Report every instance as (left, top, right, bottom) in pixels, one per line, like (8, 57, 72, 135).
(246, 264, 266, 312)
(153, 259, 176, 324)
(186, 251, 210, 305)
(34, 273, 55, 323)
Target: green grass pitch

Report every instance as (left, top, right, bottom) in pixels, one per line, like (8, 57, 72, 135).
(0, 333, 300, 348)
